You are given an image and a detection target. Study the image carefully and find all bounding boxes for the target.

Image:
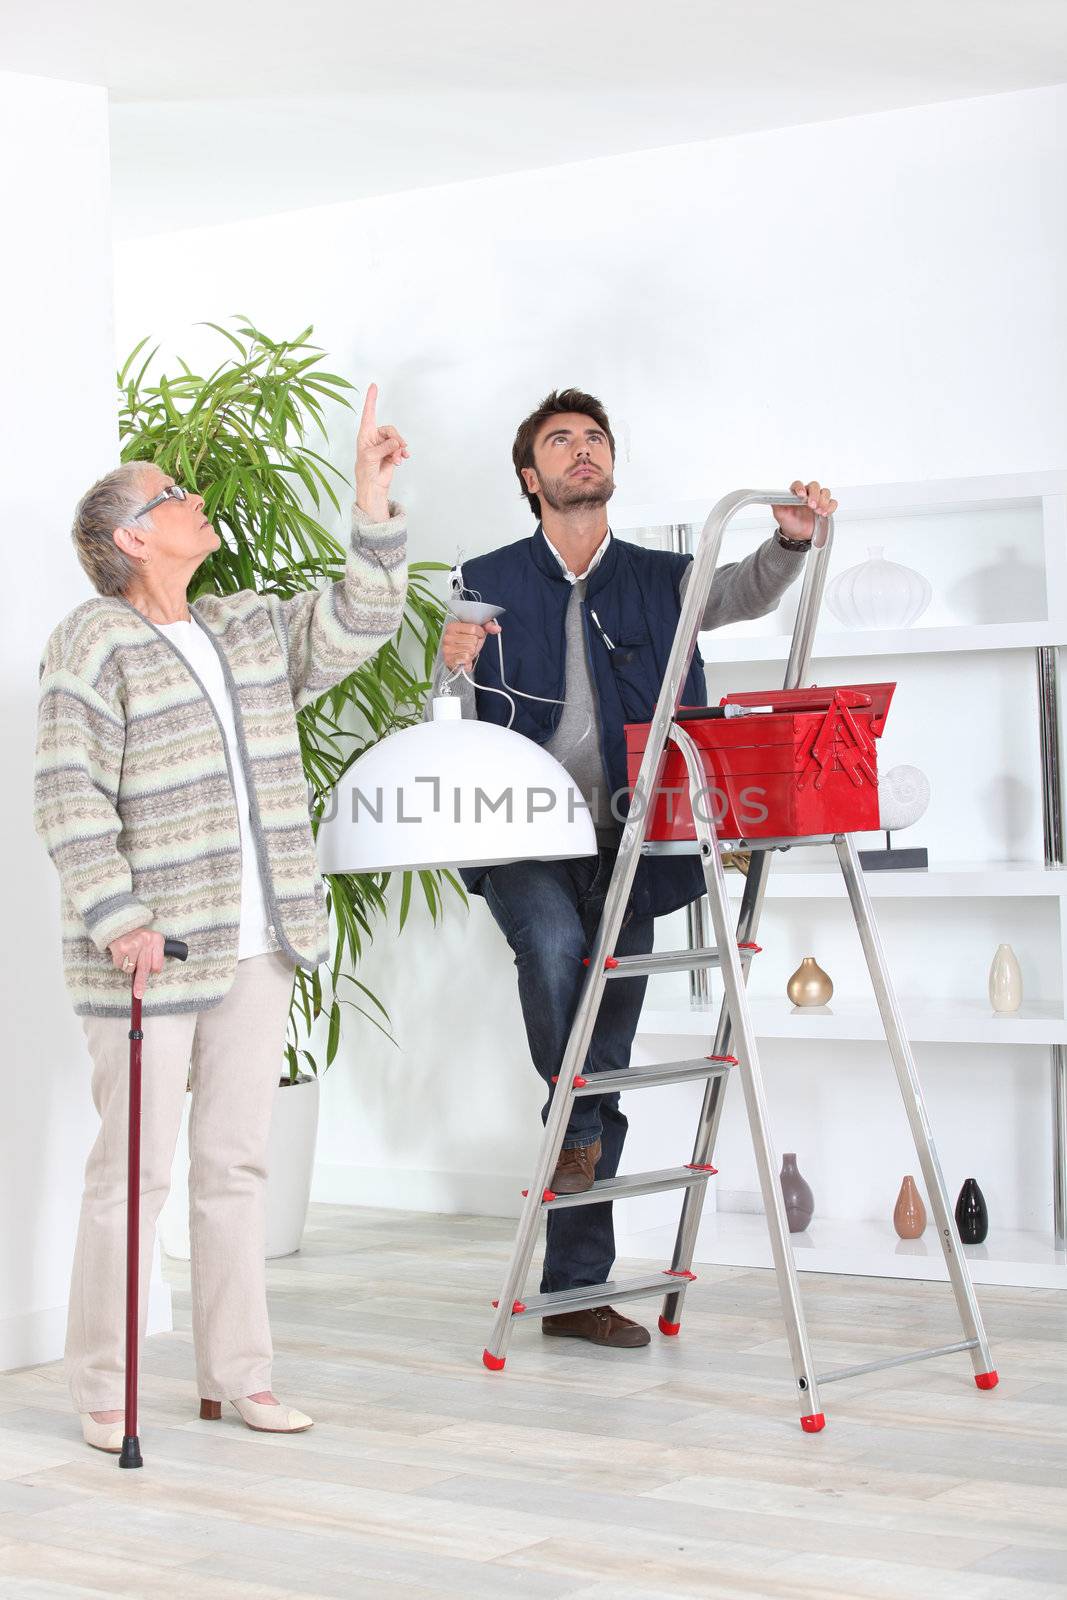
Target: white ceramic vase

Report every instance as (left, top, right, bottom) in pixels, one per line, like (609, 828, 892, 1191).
(988, 944, 1023, 1015)
(158, 1073, 320, 1261)
(825, 546, 932, 630)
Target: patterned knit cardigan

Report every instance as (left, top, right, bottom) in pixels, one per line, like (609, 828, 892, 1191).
(33, 501, 407, 1017)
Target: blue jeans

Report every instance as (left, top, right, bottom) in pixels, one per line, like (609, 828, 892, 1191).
(483, 850, 655, 1295)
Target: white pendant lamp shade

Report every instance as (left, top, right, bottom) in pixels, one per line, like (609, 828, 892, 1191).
(316, 698, 598, 874)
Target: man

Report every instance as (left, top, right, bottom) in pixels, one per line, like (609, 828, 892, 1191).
(428, 387, 835, 1348)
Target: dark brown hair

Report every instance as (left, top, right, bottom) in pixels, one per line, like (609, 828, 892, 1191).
(511, 387, 616, 519)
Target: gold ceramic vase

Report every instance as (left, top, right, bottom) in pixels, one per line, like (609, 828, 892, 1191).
(786, 955, 833, 1006)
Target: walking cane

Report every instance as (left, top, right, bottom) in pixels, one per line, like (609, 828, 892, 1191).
(119, 936, 189, 1470)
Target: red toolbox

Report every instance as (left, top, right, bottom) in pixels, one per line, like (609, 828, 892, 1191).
(625, 683, 896, 841)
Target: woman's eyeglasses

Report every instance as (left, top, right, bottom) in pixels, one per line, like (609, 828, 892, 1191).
(132, 484, 188, 520)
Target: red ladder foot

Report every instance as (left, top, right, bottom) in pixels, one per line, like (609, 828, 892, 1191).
(800, 1412, 826, 1433)
(658, 1316, 681, 1336)
(975, 1370, 999, 1390)
(482, 1349, 506, 1371)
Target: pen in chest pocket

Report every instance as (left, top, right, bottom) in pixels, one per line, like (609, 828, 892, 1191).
(588, 610, 616, 651)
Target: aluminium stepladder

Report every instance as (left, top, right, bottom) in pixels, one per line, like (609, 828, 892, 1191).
(482, 488, 999, 1432)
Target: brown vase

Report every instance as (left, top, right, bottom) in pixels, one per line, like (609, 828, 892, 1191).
(893, 1174, 927, 1238)
(779, 1153, 814, 1232)
(786, 956, 833, 1006)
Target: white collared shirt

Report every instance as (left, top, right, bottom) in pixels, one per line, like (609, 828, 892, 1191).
(542, 527, 612, 585)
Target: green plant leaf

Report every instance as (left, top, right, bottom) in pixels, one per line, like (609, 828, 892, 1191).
(118, 317, 461, 1079)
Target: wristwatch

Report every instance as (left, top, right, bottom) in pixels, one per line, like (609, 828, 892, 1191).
(774, 525, 811, 553)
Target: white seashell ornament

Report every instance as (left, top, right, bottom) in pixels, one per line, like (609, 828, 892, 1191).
(878, 765, 931, 833)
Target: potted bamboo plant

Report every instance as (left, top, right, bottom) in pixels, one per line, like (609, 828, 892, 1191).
(119, 320, 462, 1257)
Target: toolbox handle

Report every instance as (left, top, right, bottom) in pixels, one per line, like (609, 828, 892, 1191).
(721, 687, 872, 711)
(674, 706, 732, 722)
(719, 682, 896, 737)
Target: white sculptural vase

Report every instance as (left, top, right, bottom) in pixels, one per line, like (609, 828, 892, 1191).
(988, 944, 1023, 1015)
(825, 546, 933, 630)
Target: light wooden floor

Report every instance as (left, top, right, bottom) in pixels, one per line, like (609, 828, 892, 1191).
(0, 1203, 1065, 1600)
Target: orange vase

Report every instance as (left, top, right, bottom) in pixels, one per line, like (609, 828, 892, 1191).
(893, 1175, 927, 1239)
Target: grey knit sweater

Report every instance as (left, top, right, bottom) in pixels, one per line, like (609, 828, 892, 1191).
(426, 531, 806, 839)
(34, 501, 407, 1016)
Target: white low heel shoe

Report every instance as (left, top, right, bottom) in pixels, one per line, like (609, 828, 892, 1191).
(80, 1413, 124, 1453)
(200, 1396, 313, 1433)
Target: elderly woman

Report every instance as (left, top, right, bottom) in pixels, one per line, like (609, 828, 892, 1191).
(33, 386, 408, 1453)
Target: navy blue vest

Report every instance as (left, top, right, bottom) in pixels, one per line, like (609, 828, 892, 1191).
(458, 529, 707, 919)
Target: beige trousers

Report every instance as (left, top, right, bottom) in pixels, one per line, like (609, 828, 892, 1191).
(66, 950, 296, 1412)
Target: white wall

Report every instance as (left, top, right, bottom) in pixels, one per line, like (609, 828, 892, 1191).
(113, 85, 1067, 1239)
(0, 72, 170, 1370)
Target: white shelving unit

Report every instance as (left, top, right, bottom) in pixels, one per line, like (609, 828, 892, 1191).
(725, 859, 1067, 899)
(622, 471, 1067, 1291)
(707, 619, 1065, 664)
(641, 993, 1067, 1046)
(617, 1212, 1066, 1292)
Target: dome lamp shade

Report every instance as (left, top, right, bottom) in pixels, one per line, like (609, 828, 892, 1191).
(315, 697, 598, 874)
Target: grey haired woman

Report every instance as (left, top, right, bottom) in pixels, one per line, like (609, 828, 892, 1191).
(33, 386, 407, 1451)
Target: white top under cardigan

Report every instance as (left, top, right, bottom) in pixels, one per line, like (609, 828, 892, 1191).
(156, 618, 277, 961)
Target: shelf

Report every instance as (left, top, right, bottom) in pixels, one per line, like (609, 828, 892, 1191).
(702, 618, 1065, 664)
(638, 994, 1067, 1045)
(723, 860, 1067, 899)
(613, 470, 1067, 535)
(615, 1210, 1066, 1290)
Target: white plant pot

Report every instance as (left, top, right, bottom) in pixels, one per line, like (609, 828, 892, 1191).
(265, 1075, 320, 1258)
(158, 1073, 320, 1261)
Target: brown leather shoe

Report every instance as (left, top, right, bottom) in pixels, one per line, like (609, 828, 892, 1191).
(542, 1305, 651, 1348)
(550, 1139, 601, 1195)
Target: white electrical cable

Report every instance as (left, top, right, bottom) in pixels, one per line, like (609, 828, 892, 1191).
(444, 633, 594, 752)
(442, 566, 593, 749)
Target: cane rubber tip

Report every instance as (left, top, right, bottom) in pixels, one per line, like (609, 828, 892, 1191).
(118, 1436, 143, 1468)
(482, 1349, 506, 1371)
(975, 1370, 999, 1390)
(658, 1316, 682, 1337)
(800, 1412, 826, 1433)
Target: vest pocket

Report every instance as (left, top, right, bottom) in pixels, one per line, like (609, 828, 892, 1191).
(608, 640, 662, 721)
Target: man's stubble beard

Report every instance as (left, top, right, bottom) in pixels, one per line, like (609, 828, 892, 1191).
(537, 469, 616, 514)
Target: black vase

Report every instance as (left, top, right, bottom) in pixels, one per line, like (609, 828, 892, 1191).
(955, 1178, 988, 1245)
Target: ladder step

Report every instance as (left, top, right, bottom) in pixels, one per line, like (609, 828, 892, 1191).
(542, 1165, 716, 1211)
(600, 943, 761, 978)
(570, 1056, 736, 1095)
(511, 1272, 693, 1320)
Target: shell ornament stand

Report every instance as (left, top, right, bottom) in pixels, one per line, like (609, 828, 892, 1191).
(858, 762, 930, 872)
(858, 832, 929, 871)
